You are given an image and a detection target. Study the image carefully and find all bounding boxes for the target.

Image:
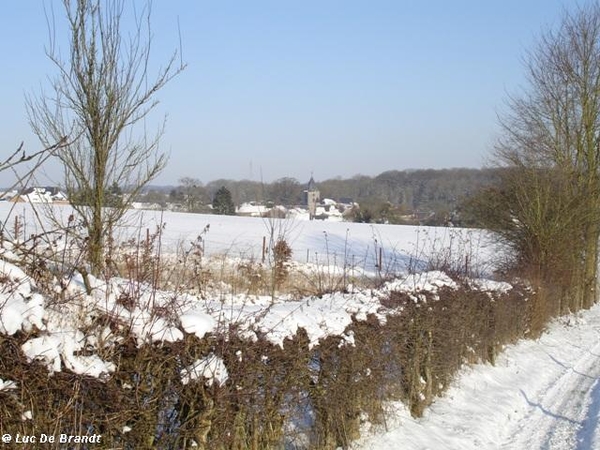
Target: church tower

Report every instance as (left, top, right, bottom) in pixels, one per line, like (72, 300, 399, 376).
(304, 175, 320, 220)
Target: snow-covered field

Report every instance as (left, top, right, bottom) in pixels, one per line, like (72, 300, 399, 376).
(0, 202, 497, 275)
(353, 304, 600, 450)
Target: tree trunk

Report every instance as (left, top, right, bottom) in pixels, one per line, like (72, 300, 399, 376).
(90, 176, 105, 275)
(582, 223, 599, 309)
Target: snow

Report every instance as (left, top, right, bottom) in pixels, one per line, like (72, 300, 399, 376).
(0, 292, 45, 335)
(382, 270, 458, 294)
(12, 187, 67, 203)
(287, 208, 311, 220)
(181, 354, 229, 387)
(180, 309, 216, 339)
(237, 202, 269, 216)
(0, 378, 17, 391)
(0, 203, 498, 275)
(21, 331, 116, 377)
(128, 307, 184, 344)
(0, 259, 31, 283)
(468, 277, 513, 295)
(188, 271, 470, 350)
(21, 334, 63, 374)
(245, 291, 381, 349)
(351, 304, 600, 450)
(0, 259, 46, 335)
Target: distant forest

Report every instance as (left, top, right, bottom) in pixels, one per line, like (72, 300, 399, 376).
(138, 168, 501, 226)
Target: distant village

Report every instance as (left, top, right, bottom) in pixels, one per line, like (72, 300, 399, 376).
(0, 177, 360, 222)
(0, 166, 488, 226)
(1, 186, 69, 204)
(233, 176, 357, 222)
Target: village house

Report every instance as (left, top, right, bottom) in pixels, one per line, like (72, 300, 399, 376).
(8, 187, 69, 204)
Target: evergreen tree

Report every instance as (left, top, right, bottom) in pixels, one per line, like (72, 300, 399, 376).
(105, 182, 123, 208)
(213, 186, 235, 215)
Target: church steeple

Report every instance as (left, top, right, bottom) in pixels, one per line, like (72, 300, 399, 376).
(307, 174, 317, 192)
(304, 173, 320, 220)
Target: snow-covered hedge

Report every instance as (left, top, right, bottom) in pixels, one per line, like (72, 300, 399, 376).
(0, 244, 532, 449)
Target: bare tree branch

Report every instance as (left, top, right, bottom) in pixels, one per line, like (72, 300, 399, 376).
(27, 0, 185, 274)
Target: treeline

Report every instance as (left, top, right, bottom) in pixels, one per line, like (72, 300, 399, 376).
(137, 168, 500, 224)
(318, 168, 500, 225)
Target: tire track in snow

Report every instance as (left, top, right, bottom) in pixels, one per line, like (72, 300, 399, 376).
(576, 377, 600, 450)
(501, 334, 600, 450)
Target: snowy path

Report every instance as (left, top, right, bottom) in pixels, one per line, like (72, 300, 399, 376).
(502, 335, 600, 450)
(351, 304, 600, 450)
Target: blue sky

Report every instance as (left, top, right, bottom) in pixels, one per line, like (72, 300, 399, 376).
(0, 1, 568, 186)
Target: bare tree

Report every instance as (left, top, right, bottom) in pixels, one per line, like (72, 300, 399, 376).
(178, 177, 208, 212)
(487, 3, 600, 310)
(268, 177, 302, 206)
(27, 0, 184, 275)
